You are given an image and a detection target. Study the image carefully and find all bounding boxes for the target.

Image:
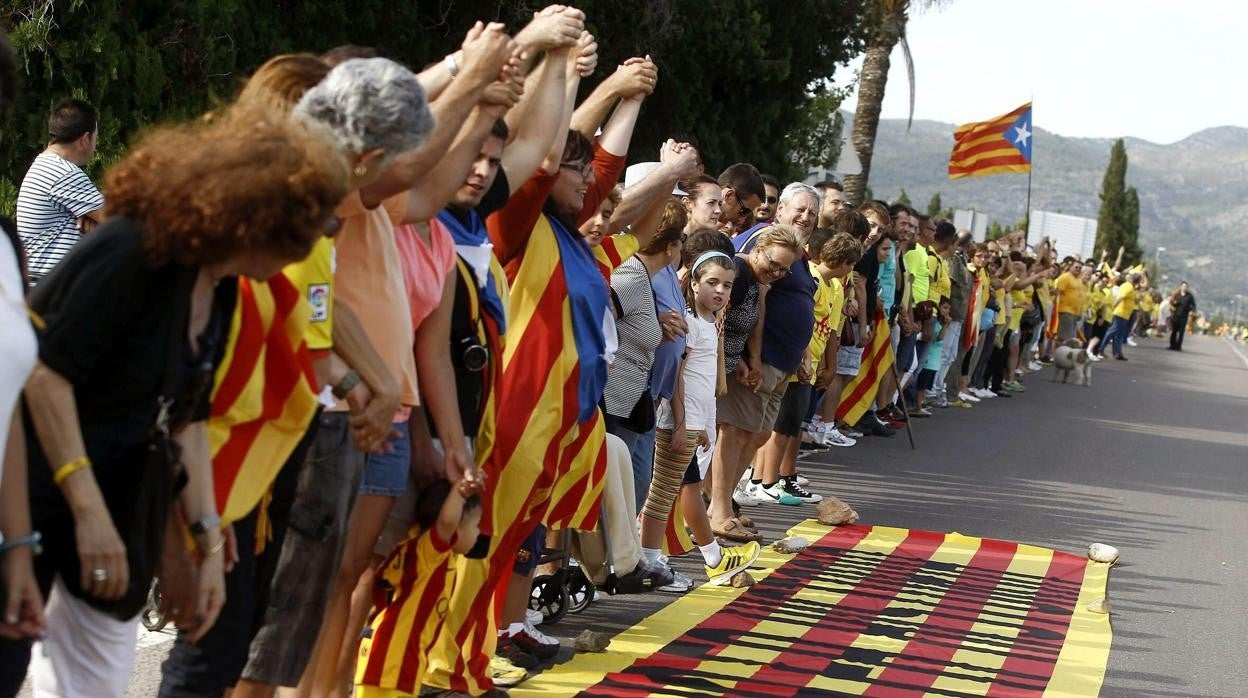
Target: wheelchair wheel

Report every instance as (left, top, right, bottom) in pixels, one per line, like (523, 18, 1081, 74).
(567, 567, 594, 614)
(528, 574, 569, 625)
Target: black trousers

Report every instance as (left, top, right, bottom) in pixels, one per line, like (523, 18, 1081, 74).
(1170, 316, 1189, 350)
(988, 329, 1012, 391)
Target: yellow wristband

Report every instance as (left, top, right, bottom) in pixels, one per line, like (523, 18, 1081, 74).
(53, 456, 92, 486)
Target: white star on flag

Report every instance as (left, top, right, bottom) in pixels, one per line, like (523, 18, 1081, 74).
(1014, 122, 1032, 148)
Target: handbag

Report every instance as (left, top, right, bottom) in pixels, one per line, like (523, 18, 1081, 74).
(621, 389, 656, 434)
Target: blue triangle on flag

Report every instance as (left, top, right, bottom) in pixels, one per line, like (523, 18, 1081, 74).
(1007, 108, 1033, 161)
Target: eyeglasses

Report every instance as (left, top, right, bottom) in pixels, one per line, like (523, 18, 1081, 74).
(763, 196, 778, 205)
(758, 249, 790, 277)
(559, 162, 594, 178)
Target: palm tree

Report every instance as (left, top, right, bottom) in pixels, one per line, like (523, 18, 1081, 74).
(843, 0, 928, 206)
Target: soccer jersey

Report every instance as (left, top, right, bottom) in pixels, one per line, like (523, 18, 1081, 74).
(282, 237, 336, 351)
(356, 527, 457, 697)
(798, 265, 842, 385)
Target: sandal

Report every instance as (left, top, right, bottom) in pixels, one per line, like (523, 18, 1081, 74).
(712, 517, 763, 543)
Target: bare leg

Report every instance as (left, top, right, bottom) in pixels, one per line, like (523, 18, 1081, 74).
(332, 555, 384, 693)
(500, 570, 534, 632)
(709, 424, 753, 527)
(680, 483, 714, 546)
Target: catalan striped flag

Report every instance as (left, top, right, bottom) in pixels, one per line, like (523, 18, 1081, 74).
(835, 311, 894, 425)
(1045, 294, 1061, 339)
(948, 102, 1033, 179)
(208, 274, 319, 527)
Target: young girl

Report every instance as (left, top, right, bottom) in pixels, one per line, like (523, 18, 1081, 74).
(355, 472, 484, 697)
(640, 250, 761, 585)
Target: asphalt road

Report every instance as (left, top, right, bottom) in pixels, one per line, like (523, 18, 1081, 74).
(19, 333, 1247, 697)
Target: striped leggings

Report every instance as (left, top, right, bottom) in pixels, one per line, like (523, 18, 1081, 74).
(641, 428, 698, 523)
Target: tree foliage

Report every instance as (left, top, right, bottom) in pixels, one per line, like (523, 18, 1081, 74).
(1094, 138, 1142, 264)
(1, 0, 867, 211)
(896, 187, 910, 206)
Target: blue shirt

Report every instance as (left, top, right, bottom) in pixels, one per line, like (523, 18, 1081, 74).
(877, 247, 897, 318)
(733, 223, 818, 374)
(650, 264, 685, 399)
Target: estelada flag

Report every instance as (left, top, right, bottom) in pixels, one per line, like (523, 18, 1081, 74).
(836, 311, 894, 426)
(948, 102, 1033, 179)
(208, 274, 319, 528)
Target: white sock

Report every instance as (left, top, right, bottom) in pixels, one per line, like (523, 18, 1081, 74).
(641, 547, 663, 564)
(699, 540, 723, 568)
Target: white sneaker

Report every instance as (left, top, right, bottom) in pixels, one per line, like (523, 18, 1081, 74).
(1028, 361, 1043, 371)
(1091, 354, 1104, 362)
(973, 387, 995, 399)
(959, 391, 981, 403)
(523, 617, 560, 646)
(1127, 337, 1139, 347)
(524, 608, 545, 627)
(733, 481, 770, 507)
(821, 427, 857, 448)
(657, 568, 693, 593)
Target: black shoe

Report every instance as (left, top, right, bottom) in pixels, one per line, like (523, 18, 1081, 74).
(495, 636, 540, 669)
(509, 628, 559, 661)
(858, 415, 896, 437)
(991, 389, 1013, 398)
(614, 561, 674, 593)
(1114, 355, 1127, 361)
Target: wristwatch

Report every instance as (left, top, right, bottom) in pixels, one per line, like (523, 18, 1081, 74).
(332, 369, 361, 400)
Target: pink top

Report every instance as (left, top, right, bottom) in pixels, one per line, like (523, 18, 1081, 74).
(395, 218, 457, 331)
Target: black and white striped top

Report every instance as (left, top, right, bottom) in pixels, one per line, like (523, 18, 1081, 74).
(16, 152, 105, 281)
(604, 256, 663, 418)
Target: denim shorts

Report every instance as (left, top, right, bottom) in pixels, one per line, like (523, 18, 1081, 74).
(357, 420, 412, 497)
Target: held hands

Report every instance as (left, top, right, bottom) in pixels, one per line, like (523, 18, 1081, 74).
(453, 465, 486, 499)
(0, 549, 46, 639)
(660, 139, 699, 178)
(460, 22, 518, 86)
(517, 5, 585, 52)
(570, 31, 598, 77)
(659, 309, 688, 343)
(346, 380, 400, 454)
(609, 56, 658, 99)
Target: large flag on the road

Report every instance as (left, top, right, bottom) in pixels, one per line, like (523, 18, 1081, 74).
(948, 102, 1033, 179)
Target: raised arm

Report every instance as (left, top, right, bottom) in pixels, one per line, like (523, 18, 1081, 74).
(610, 140, 698, 237)
(359, 23, 515, 209)
(569, 56, 657, 140)
(500, 45, 572, 194)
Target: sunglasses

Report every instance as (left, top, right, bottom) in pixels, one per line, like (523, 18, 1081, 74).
(763, 196, 778, 205)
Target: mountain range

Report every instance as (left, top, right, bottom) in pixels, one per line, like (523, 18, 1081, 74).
(836, 112, 1247, 313)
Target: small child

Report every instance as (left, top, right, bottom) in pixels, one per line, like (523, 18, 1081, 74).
(641, 248, 762, 585)
(356, 474, 483, 698)
(917, 299, 952, 409)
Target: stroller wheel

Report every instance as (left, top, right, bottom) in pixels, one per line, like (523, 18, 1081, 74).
(141, 581, 168, 632)
(528, 574, 569, 625)
(567, 567, 594, 614)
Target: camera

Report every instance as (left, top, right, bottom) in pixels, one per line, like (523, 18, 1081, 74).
(458, 335, 488, 373)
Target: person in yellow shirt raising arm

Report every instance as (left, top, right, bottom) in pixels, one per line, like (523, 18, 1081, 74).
(1097, 271, 1139, 360)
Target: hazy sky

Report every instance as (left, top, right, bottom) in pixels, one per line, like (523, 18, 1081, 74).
(835, 0, 1244, 144)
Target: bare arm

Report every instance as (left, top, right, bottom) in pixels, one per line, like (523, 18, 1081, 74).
(609, 141, 698, 236)
(0, 410, 45, 638)
(360, 24, 514, 209)
(331, 300, 400, 423)
(569, 57, 657, 140)
(501, 46, 571, 194)
(415, 270, 471, 481)
(540, 34, 594, 173)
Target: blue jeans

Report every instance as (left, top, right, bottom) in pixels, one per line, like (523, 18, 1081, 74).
(1101, 316, 1132, 357)
(602, 413, 650, 516)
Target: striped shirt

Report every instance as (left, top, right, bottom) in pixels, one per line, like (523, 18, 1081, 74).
(603, 256, 663, 418)
(16, 153, 104, 281)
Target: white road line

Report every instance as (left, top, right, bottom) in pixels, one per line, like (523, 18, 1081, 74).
(1224, 336, 1248, 370)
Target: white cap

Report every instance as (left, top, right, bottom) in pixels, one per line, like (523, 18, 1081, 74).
(623, 161, 687, 196)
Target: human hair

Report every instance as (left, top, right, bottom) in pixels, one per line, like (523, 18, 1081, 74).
(717, 162, 765, 202)
(779, 182, 821, 219)
(956, 230, 974, 249)
(413, 480, 482, 531)
(807, 227, 834, 261)
(561, 129, 594, 166)
(237, 54, 330, 113)
(640, 199, 688, 255)
(934, 220, 957, 244)
(753, 224, 803, 256)
(606, 184, 623, 208)
(814, 179, 843, 193)
(829, 209, 869, 241)
(294, 57, 434, 161)
(821, 232, 863, 269)
(48, 99, 97, 144)
(888, 202, 910, 219)
(490, 118, 509, 142)
(105, 103, 350, 268)
(681, 228, 734, 268)
(760, 173, 781, 191)
(322, 45, 379, 66)
(679, 173, 719, 198)
(859, 200, 892, 227)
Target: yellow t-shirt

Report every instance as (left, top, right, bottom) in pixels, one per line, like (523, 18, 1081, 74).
(993, 286, 1007, 326)
(1140, 293, 1156, 314)
(801, 264, 841, 384)
(933, 254, 952, 301)
(1008, 278, 1027, 331)
(282, 236, 336, 351)
(1055, 272, 1084, 316)
(971, 268, 989, 327)
(903, 246, 931, 304)
(1113, 281, 1136, 319)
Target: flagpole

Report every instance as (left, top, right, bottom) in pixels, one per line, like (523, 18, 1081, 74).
(1024, 98, 1034, 243)
(1024, 165, 1033, 243)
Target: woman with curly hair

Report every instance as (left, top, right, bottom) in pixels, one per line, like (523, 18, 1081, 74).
(0, 105, 348, 697)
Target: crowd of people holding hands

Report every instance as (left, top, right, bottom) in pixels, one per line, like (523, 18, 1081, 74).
(0, 8, 1195, 697)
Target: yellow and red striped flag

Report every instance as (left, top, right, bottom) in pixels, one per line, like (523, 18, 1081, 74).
(209, 273, 320, 527)
(948, 102, 1033, 179)
(836, 311, 894, 426)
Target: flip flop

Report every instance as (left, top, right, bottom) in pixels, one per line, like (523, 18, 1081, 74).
(712, 517, 763, 543)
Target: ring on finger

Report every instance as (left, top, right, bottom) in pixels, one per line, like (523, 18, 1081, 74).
(91, 568, 109, 582)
